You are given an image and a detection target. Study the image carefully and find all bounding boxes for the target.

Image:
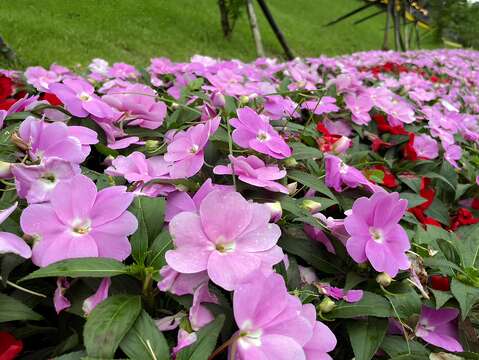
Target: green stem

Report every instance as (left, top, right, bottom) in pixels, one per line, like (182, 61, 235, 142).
(208, 333, 240, 360)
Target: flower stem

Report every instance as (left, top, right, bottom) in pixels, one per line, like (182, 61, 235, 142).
(208, 333, 240, 360)
(0, 276, 46, 298)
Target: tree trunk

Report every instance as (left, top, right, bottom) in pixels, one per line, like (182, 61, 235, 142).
(245, 0, 265, 57)
(218, 0, 231, 38)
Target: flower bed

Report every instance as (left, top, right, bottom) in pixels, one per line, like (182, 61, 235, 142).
(1, 49, 479, 359)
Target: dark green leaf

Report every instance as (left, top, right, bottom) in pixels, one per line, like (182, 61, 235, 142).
(290, 142, 322, 160)
(431, 289, 453, 309)
(287, 170, 336, 200)
(51, 351, 86, 360)
(120, 310, 169, 360)
(456, 223, 479, 268)
(450, 278, 479, 320)
(21, 258, 128, 281)
(0, 294, 43, 322)
(176, 314, 225, 360)
(347, 317, 387, 360)
(424, 198, 450, 225)
(84, 295, 142, 358)
(399, 192, 427, 208)
(381, 336, 430, 358)
(329, 291, 393, 318)
(146, 230, 173, 270)
(385, 286, 421, 319)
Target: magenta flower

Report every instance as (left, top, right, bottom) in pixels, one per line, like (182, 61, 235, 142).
(230, 107, 291, 159)
(103, 83, 167, 129)
(0, 203, 31, 259)
(325, 154, 371, 192)
(344, 191, 410, 277)
(344, 93, 373, 125)
(25, 66, 60, 92)
(413, 134, 439, 159)
(213, 155, 288, 193)
(82, 278, 111, 316)
(232, 272, 336, 359)
(53, 278, 71, 314)
(20, 174, 137, 267)
(415, 306, 463, 352)
(158, 265, 209, 296)
(105, 151, 171, 183)
(316, 283, 363, 303)
(12, 158, 80, 204)
(19, 117, 98, 164)
(301, 96, 339, 115)
(49, 78, 118, 119)
(165, 190, 283, 290)
(164, 118, 220, 178)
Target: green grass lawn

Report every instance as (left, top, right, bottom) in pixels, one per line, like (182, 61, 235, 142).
(0, 0, 437, 68)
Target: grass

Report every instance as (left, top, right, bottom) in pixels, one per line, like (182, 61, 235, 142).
(0, 0, 437, 68)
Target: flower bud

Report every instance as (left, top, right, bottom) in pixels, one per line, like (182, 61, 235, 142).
(239, 95, 249, 104)
(264, 201, 282, 223)
(319, 297, 336, 313)
(0, 161, 12, 179)
(145, 140, 160, 152)
(211, 92, 225, 108)
(376, 272, 393, 287)
(287, 182, 298, 195)
(171, 102, 180, 109)
(332, 136, 351, 154)
(283, 157, 298, 168)
(103, 155, 114, 167)
(301, 199, 322, 213)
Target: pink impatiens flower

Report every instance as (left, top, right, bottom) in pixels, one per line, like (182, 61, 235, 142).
(165, 190, 283, 290)
(230, 107, 291, 159)
(49, 78, 117, 119)
(20, 174, 137, 267)
(164, 118, 220, 178)
(105, 151, 171, 183)
(24, 66, 60, 92)
(316, 283, 363, 303)
(82, 278, 111, 316)
(0, 203, 31, 259)
(344, 191, 410, 277)
(344, 92, 373, 125)
(325, 154, 373, 192)
(302, 96, 339, 115)
(232, 272, 336, 359)
(53, 278, 71, 314)
(415, 306, 463, 352)
(412, 134, 439, 159)
(213, 155, 288, 193)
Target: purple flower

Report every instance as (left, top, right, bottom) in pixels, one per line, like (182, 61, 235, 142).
(230, 107, 291, 159)
(164, 118, 220, 178)
(12, 158, 80, 204)
(0, 203, 31, 259)
(105, 151, 171, 183)
(213, 155, 288, 193)
(415, 306, 463, 352)
(344, 191, 410, 277)
(50, 78, 118, 119)
(20, 174, 137, 267)
(53, 278, 71, 314)
(25, 66, 60, 92)
(232, 272, 336, 359)
(158, 265, 209, 296)
(165, 190, 283, 290)
(82, 278, 111, 316)
(302, 96, 339, 115)
(344, 92, 373, 125)
(18, 117, 98, 164)
(316, 284, 363, 303)
(325, 154, 371, 192)
(413, 134, 439, 159)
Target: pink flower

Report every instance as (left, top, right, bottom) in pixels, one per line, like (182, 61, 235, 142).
(0, 203, 31, 259)
(25, 66, 60, 92)
(20, 174, 137, 267)
(165, 190, 283, 290)
(189, 283, 218, 331)
(316, 284, 363, 303)
(413, 134, 439, 159)
(105, 151, 171, 183)
(213, 155, 288, 193)
(344, 191, 410, 277)
(19, 117, 98, 164)
(107, 63, 140, 79)
(158, 265, 209, 296)
(82, 278, 111, 316)
(49, 78, 118, 119)
(232, 272, 336, 359)
(230, 107, 291, 159)
(344, 93, 373, 125)
(444, 144, 462, 168)
(12, 158, 80, 204)
(302, 96, 339, 115)
(263, 95, 298, 120)
(53, 278, 71, 314)
(164, 118, 220, 178)
(103, 83, 167, 129)
(325, 154, 372, 192)
(415, 306, 463, 352)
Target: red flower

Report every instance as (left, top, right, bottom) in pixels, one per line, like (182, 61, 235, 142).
(316, 122, 342, 153)
(449, 208, 479, 231)
(372, 114, 408, 135)
(369, 165, 398, 188)
(403, 133, 418, 161)
(0, 76, 13, 100)
(40, 93, 62, 106)
(0, 99, 16, 111)
(0, 332, 23, 360)
(472, 198, 479, 210)
(430, 275, 450, 291)
(408, 177, 442, 227)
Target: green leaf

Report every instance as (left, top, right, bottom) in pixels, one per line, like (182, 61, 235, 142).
(398, 175, 421, 193)
(290, 142, 322, 160)
(456, 223, 479, 268)
(21, 258, 128, 281)
(287, 170, 336, 200)
(176, 314, 225, 360)
(381, 336, 430, 358)
(278, 232, 344, 274)
(385, 286, 421, 319)
(0, 294, 43, 322)
(399, 192, 427, 208)
(51, 351, 86, 360)
(423, 172, 456, 192)
(146, 230, 174, 270)
(347, 317, 387, 360)
(329, 291, 393, 318)
(424, 198, 450, 225)
(120, 310, 169, 360)
(84, 295, 142, 358)
(431, 289, 453, 309)
(130, 196, 166, 264)
(450, 278, 479, 320)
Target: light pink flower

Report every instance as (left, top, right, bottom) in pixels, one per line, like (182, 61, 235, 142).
(302, 96, 339, 115)
(413, 134, 439, 159)
(105, 151, 171, 183)
(213, 155, 288, 193)
(230, 107, 291, 159)
(0, 203, 31, 259)
(344, 191, 410, 277)
(82, 278, 111, 316)
(53, 278, 71, 314)
(158, 265, 209, 296)
(344, 92, 373, 125)
(20, 174, 137, 267)
(165, 190, 283, 290)
(189, 283, 218, 331)
(107, 63, 140, 79)
(325, 154, 372, 192)
(316, 283, 363, 303)
(25, 66, 60, 92)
